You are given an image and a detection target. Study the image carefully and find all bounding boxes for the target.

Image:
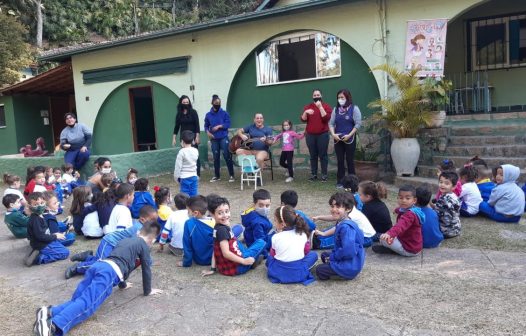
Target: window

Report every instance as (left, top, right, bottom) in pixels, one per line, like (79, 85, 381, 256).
(0, 105, 6, 128)
(470, 13, 526, 70)
(256, 32, 341, 85)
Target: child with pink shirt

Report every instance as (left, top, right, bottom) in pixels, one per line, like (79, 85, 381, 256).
(273, 120, 304, 183)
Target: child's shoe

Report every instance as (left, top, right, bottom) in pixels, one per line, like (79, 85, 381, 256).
(65, 263, 79, 279)
(25, 249, 40, 267)
(285, 177, 294, 183)
(70, 250, 93, 262)
(372, 245, 396, 254)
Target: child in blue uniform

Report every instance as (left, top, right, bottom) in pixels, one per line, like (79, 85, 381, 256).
(280, 190, 316, 231)
(43, 191, 76, 247)
(130, 178, 156, 219)
(33, 224, 163, 336)
(266, 205, 318, 285)
(315, 192, 365, 281)
(241, 189, 274, 254)
(469, 156, 495, 202)
(416, 184, 443, 248)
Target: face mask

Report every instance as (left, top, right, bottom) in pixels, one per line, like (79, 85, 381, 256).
(129, 178, 137, 184)
(181, 103, 190, 110)
(213, 104, 221, 111)
(255, 207, 270, 217)
(48, 209, 59, 216)
(87, 194, 93, 202)
(313, 97, 321, 103)
(283, 126, 290, 131)
(101, 168, 111, 174)
(30, 204, 46, 215)
(338, 98, 346, 106)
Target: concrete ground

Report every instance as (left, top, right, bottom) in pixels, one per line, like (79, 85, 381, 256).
(1, 168, 525, 336)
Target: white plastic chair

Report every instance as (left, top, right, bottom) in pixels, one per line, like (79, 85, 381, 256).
(237, 155, 262, 190)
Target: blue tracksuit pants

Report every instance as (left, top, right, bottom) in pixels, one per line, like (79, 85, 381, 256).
(236, 238, 266, 275)
(76, 239, 114, 275)
(37, 241, 69, 265)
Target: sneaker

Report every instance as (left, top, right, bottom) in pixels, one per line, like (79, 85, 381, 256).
(285, 177, 294, 183)
(63, 216, 72, 225)
(35, 305, 51, 325)
(372, 245, 396, 254)
(70, 250, 93, 262)
(210, 177, 221, 182)
(65, 263, 79, 279)
(35, 315, 51, 336)
(25, 249, 40, 267)
(309, 230, 315, 249)
(251, 255, 265, 269)
(308, 175, 318, 182)
(336, 184, 343, 189)
(320, 175, 328, 182)
(167, 245, 183, 256)
(228, 176, 235, 183)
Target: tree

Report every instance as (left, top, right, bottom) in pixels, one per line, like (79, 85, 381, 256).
(0, 12, 33, 86)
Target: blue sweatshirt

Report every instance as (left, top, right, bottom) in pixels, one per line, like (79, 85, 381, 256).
(103, 221, 142, 247)
(204, 107, 231, 140)
(329, 219, 365, 280)
(488, 164, 525, 217)
(296, 209, 316, 231)
(130, 191, 156, 218)
(354, 193, 363, 211)
(241, 207, 273, 250)
(419, 206, 443, 248)
(182, 217, 214, 267)
(477, 179, 496, 202)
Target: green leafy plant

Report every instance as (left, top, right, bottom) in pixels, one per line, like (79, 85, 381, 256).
(423, 77, 452, 110)
(368, 64, 434, 138)
(354, 134, 380, 162)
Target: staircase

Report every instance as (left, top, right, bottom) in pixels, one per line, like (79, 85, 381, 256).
(396, 112, 526, 189)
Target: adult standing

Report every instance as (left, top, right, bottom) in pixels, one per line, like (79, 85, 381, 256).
(236, 113, 273, 170)
(204, 94, 235, 183)
(329, 89, 362, 187)
(60, 113, 92, 171)
(173, 95, 201, 176)
(301, 89, 332, 182)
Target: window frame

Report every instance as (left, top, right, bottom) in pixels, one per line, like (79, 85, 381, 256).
(0, 104, 6, 128)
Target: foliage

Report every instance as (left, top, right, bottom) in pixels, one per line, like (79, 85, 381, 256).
(422, 77, 453, 110)
(354, 134, 380, 162)
(368, 64, 434, 138)
(0, 12, 33, 86)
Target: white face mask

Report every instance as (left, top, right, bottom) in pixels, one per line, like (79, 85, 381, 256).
(338, 98, 346, 106)
(129, 178, 137, 184)
(101, 168, 111, 174)
(283, 126, 290, 131)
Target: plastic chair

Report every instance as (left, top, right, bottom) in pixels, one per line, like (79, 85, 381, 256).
(237, 155, 262, 190)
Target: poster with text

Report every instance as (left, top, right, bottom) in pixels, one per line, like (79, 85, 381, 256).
(405, 19, 448, 77)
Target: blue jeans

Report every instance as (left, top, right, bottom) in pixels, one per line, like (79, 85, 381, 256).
(236, 238, 266, 275)
(76, 239, 114, 275)
(52, 262, 120, 335)
(180, 176, 198, 196)
(64, 148, 90, 171)
(478, 201, 521, 223)
(211, 137, 234, 178)
(37, 241, 69, 265)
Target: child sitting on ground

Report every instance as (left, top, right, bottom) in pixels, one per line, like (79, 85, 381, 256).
(340, 174, 363, 210)
(434, 159, 462, 200)
(416, 184, 443, 248)
(155, 186, 173, 235)
(34, 224, 163, 336)
(372, 185, 424, 256)
(458, 164, 483, 217)
(241, 189, 274, 255)
(178, 195, 216, 267)
(202, 196, 265, 277)
(280, 190, 316, 231)
(159, 193, 190, 255)
(358, 181, 392, 240)
(60, 163, 80, 198)
(478, 164, 524, 223)
(434, 172, 461, 238)
(315, 192, 365, 281)
(3, 173, 25, 202)
(26, 170, 50, 196)
(130, 178, 156, 219)
(25, 192, 69, 266)
(469, 156, 495, 202)
(104, 183, 135, 234)
(127, 168, 138, 185)
(174, 130, 199, 196)
(42, 191, 75, 246)
(267, 205, 318, 285)
(65, 206, 158, 279)
(23, 166, 45, 198)
(3, 194, 30, 238)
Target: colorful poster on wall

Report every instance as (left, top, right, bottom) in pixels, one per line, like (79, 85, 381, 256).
(405, 19, 448, 77)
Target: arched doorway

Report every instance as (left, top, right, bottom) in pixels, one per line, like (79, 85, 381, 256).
(227, 30, 380, 128)
(92, 80, 179, 155)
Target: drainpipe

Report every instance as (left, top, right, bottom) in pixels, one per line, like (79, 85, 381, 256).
(380, 0, 388, 99)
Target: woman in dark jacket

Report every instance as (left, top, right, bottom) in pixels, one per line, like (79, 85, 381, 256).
(172, 95, 201, 175)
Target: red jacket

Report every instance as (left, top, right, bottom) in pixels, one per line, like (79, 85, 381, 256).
(301, 102, 332, 135)
(387, 208, 423, 254)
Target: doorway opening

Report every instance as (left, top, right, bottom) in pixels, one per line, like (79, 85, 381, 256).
(129, 86, 157, 151)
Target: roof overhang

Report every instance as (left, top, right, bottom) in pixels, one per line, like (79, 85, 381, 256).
(0, 63, 74, 96)
(39, 0, 361, 62)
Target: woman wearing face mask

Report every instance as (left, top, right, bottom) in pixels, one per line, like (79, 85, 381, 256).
(301, 89, 332, 182)
(329, 89, 362, 188)
(172, 95, 201, 176)
(204, 94, 235, 183)
(60, 112, 92, 171)
(87, 157, 116, 189)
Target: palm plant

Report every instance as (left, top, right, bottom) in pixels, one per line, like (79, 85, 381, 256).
(368, 64, 434, 138)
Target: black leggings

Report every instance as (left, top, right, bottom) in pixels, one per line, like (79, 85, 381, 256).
(279, 151, 294, 178)
(334, 140, 356, 183)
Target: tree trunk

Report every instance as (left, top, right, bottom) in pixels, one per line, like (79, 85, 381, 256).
(36, 0, 43, 48)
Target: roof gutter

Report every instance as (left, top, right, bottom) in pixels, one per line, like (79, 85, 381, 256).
(39, 0, 360, 62)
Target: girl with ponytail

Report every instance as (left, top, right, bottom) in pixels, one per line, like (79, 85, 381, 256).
(266, 205, 318, 285)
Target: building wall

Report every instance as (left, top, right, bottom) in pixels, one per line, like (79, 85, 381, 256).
(13, 96, 54, 154)
(70, 0, 483, 133)
(0, 96, 19, 155)
(444, 0, 526, 107)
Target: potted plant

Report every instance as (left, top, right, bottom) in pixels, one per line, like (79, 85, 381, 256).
(354, 133, 381, 181)
(423, 77, 452, 128)
(368, 64, 433, 176)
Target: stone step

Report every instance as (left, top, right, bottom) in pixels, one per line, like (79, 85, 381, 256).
(432, 155, 526, 169)
(446, 144, 526, 157)
(449, 123, 526, 136)
(394, 176, 438, 193)
(446, 111, 526, 122)
(448, 135, 526, 146)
